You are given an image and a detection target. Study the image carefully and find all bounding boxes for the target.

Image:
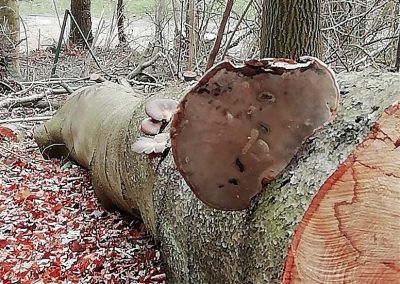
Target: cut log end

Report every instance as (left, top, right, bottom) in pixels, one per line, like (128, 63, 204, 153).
(283, 103, 400, 283)
(171, 57, 339, 210)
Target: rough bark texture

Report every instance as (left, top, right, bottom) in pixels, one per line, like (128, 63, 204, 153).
(34, 71, 400, 283)
(396, 27, 400, 71)
(69, 0, 93, 46)
(152, 0, 167, 54)
(152, 71, 400, 283)
(260, 0, 322, 58)
(117, 0, 127, 44)
(0, 0, 21, 78)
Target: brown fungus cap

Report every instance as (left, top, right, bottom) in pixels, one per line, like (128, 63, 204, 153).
(170, 57, 339, 211)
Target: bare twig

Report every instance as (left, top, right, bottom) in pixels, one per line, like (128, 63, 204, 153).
(30, 100, 60, 109)
(52, 0, 62, 30)
(222, 0, 253, 59)
(0, 144, 48, 163)
(205, 0, 234, 71)
(128, 79, 163, 87)
(126, 53, 161, 79)
(19, 77, 91, 85)
(322, 0, 399, 71)
(59, 82, 74, 94)
(19, 16, 29, 78)
(176, 0, 185, 76)
(0, 81, 16, 93)
(0, 93, 46, 108)
(117, 77, 131, 87)
(188, 0, 195, 71)
(0, 116, 53, 124)
(50, 88, 71, 94)
(14, 83, 35, 96)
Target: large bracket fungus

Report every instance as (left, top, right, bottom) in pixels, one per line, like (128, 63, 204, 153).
(170, 57, 340, 211)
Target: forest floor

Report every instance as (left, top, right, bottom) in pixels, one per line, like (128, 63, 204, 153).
(0, 48, 172, 283)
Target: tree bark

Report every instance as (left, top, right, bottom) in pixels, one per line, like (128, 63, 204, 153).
(34, 71, 400, 283)
(69, 0, 93, 46)
(117, 0, 127, 45)
(0, 0, 21, 78)
(396, 27, 400, 71)
(154, 71, 400, 283)
(260, 0, 322, 58)
(187, 0, 195, 71)
(33, 83, 160, 235)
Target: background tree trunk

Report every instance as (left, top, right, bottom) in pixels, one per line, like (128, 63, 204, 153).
(187, 0, 195, 71)
(117, 0, 127, 45)
(0, 0, 21, 78)
(396, 27, 400, 71)
(260, 0, 322, 58)
(69, 0, 93, 46)
(34, 71, 400, 283)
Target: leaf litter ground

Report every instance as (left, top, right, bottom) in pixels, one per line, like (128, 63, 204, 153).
(0, 48, 167, 283)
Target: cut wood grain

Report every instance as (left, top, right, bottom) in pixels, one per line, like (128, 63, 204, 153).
(283, 104, 400, 283)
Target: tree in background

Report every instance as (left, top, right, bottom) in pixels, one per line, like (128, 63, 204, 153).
(0, 0, 21, 78)
(117, 0, 127, 45)
(69, 0, 93, 46)
(396, 28, 400, 71)
(260, 0, 322, 59)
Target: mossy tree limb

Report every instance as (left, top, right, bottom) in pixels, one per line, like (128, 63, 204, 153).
(34, 72, 400, 283)
(34, 82, 159, 235)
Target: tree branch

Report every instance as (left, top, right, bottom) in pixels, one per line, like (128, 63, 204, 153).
(205, 0, 233, 71)
(126, 53, 161, 79)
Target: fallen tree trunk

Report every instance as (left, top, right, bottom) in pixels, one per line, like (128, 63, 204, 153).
(283, 103, 400, 282)
(33, 83, 164, 236)
(34, 67, 400, 283)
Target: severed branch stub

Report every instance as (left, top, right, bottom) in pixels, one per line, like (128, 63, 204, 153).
(170, 57, 340, 211)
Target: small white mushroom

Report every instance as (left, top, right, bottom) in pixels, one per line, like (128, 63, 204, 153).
(140, 118, 163, 135)
(145, 98, 179, 122)
(132, 133, 170, 154)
